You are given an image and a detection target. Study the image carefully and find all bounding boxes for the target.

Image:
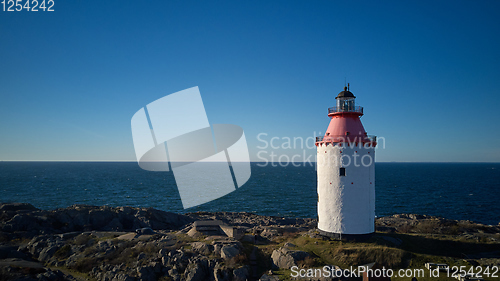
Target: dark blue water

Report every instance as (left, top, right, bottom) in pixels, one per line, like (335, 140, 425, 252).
(0, 162, 499, 225)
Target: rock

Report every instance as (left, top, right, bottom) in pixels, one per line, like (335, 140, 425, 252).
(260, 228, 279, 239)
(38, 245, 62, 262)
(158, 248, 170, 257)
(140, 208, 194, 231)
(0, 203, 38, 212)
(65, 207, 91, 230)
(137, 252, 146, 261)
(167, 265, 178, 274)
(56, 231, 80, 240)
(96, 240, 113, 251)
(306, 229, 322, 239)
(233, 266, 249, 281)
(184, 259, 208, 281)
(38, 270, 59, 281)
(89, 209, 115, 230)
(112, 273, 136, 281)
(64, 252, 85, 267)
(137, 266, 156, 281)
(105, 217, 124, 231)
(2, 205, 500, 281)
(166, 250, 190, 271)
(1, 204, 195, 238)
(26, 235, 51, 257)
(240, 235, 255, 244)
(220, 244, 240, 260)
(136, 227, 155, 235)
(271, 247, 309, 269)
(161, 256, 169, 267)
(213, 243, 223, 256)
(190, 242, 213, 255)
(409, 214, 424, 220)
(149, 262, 162, 274)
(187, 227, 203, 238)
(3, 213, 41, 233)
(213, 262, 231, 281)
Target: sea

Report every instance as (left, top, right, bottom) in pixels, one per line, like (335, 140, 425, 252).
(0, 162, 499, 225)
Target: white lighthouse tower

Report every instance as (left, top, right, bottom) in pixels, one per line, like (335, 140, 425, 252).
(316, 84, 377, 239)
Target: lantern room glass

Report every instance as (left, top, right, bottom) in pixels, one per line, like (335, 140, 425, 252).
(336, 97, 355, 112)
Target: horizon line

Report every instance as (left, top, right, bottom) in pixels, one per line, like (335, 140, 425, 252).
(0, 160, 499, 164)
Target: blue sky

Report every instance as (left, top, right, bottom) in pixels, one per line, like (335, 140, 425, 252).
(1, 0, 499, 162)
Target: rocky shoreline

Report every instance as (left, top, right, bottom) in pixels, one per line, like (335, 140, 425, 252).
(1, 203, 499, 281)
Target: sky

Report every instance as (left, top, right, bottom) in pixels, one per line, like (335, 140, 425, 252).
(1, 0, 499, 162)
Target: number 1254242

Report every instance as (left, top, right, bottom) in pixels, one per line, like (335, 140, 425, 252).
(2, 0, 54, 12)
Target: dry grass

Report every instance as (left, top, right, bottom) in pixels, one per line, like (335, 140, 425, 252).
(297, 256, 316, 268)
(227, 253, 248, 267)
(72, 233, 96, 245)
(332, 245, 408, 268)
(54, 244, 72, 259)
(72, 256, 101, 273)
(288, 236, 409, 268)
(68, 238, 172, 272)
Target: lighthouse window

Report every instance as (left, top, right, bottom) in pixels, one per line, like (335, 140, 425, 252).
(339, 167, 346, 176)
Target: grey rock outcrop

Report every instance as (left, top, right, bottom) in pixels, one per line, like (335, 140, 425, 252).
(233, 265, 249, 281)
(3, 203, 500, 281)
(184, 258, 209, 281)
(190, 242, 213, 255)
(271, 246, 309, 269)
(0, 203, 194, 239)
(221, 244, 240, 260)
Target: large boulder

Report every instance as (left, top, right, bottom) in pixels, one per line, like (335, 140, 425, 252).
(2, 214, 41, 233)
(137, 266, 156, 281)
(213, 262, 232, 281)
(89, 209, 115, 230)
(260, 228, 279, 240)
(0, 203, 38, 212)
(220, 244, 240, 260)
(190, 242, 213, 255)
(184, 258, 208, 281)
(38, 245, 62, 262)
(233, 266, 249, 281)
(136, 227, 155, 235)
(271, 246, 309, 269)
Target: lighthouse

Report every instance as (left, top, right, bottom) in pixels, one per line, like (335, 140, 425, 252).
(316, 84, 377, 239)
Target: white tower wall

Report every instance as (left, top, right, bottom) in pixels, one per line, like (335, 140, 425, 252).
(317, 142, 375, 235)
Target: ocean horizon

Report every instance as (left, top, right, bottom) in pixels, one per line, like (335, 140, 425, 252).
(1, 162, 499, 225)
